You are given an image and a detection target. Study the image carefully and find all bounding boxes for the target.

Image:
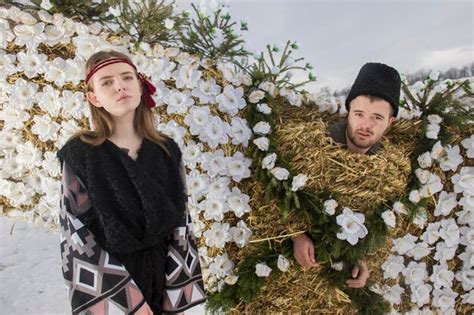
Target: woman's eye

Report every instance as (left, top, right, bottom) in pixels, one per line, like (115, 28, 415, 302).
(124, 76, 133, 81)
(102, 80, 112, 86)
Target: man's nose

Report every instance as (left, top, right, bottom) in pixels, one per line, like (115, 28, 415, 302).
(360, 118, 374, 130)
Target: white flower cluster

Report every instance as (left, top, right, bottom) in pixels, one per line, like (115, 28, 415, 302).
(380, 135, 474, 312)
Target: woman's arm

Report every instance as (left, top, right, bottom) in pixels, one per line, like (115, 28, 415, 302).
(59, 162, 149, 314)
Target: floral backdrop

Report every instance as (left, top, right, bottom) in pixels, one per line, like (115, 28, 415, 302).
(0, 1, 473, 314)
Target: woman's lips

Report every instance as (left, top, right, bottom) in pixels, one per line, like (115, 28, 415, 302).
(117, 95, 131, 101)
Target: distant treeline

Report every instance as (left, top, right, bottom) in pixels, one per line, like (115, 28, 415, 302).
(332, 63, 474, 97)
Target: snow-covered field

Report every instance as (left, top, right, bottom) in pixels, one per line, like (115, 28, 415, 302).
(0, 217, 205, 314)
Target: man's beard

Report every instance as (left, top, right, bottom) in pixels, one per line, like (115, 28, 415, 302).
(346, 125, 376, 150)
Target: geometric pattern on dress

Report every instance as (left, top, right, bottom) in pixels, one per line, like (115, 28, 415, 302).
(59, 162, 146, 314)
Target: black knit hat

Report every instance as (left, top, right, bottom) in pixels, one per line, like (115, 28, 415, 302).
(345, 62, 401, 117)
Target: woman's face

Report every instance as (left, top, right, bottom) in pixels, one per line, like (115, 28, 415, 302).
(86, 62, 142, 118)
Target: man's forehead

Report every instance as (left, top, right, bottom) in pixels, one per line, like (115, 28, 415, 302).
(350, 96, 391, 116)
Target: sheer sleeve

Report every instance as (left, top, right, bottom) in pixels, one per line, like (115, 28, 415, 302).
(162, 162, 206, 313)
(59, 162, 148, 314)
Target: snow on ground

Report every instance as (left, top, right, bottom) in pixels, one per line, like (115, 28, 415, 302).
(0, 217, 205, 314)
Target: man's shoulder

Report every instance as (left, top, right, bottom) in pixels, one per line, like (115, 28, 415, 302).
(327, 121, 348, 145)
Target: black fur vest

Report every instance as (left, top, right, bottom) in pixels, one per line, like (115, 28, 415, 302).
(57, 136, 186, 255)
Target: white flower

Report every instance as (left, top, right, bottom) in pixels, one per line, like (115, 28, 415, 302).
(410, 283, 432, 307)
(182, 141, 203, 169)
(224, 275, 239, 285)
(158, 120, 187, 147)
(406, 242, 432, 260)
(291, 174, 307, 191)
(287, 89, 303, 107)
(0, 53, 16, 79)
(184, 106, 211, 135)
(258, 81, 277, 97)
(173, 64, 202, 89)
(461, 291, 474, 305)
(163, 18, 175, 29)
(391, 234, 417, 255)
(392, 201, 408, 215)
(216, 85, 246, 116)
(31, 115, 60, 142)
(456, 208, 474, 225)
(431, 140, 445, 160)
(427, 114, 443, 124)
(262, 153, 277, 170)
(16, 141, 42, 170)
(381, 210, 396, 228)
(192, 78, 221, 104)
(434, 241, 458, 263)
(270, 66, 280, 75)
(381, 255, 404, 280)
(17, 51, 47, 79)
(36, 85, 61, 117)
(165, 90, 194, 114)
(432, 287, 458, 311)
(202, 149, 227, 177)
(58, 120, 81, 148)
(149, 57, 176, 80)
(256, 103, 272, 114)
(203, 222, 231, 248)
(323, 199, 338, 216)
(226, 151, 252, 182)
(249, 90, 265, 103)
(413, 209, 428, 228)
(44, 57, 68, 86)
(270, 167, 289, 181)
(438, 145, 463, 172)
(455, 268, 474, 291)
(207, 176, 231, 198)
(14, 22, 45, 51)
(403, 261, 428, 285)
(186, 170, 209, 199)
(331, 261, 344, 271)
(409, 190, 422, 203)
(451, 167, 474, 196)
(227, 187, 251, 218)
(429, 70, 440, 81)
(459, 226, 474, 249)
(382, 284, 404, 305)
(417, 151, 433, 169)
(420, 222, 441, 244)
(419, 173, 443, 197)
(277, 255, 290, 272)
(415, 169, 431, 184)
(198, 116, 230, 149)
(461, 135, 474, 158)
(41, 165, 64, 192)
(430, 264, 454, 290)
(61, 90, 86, 120)
(202, 196, 227, 221)
(253, 137, 269, 151)
(0, 106, 30, 131)
(434, 191, 457, 216)
(255, 262, 272, 277)
(230, 220, 252, 248)
(438, 218, 460, 247)
(253, 121, 271, 135)
(209, 253, 234, 279)
(336, 208, 368, 245)
(229, 117, 252, 147)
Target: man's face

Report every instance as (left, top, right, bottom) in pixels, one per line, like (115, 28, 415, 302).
(346, 95, 394, 151)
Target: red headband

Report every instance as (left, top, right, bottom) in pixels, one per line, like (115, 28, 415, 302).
(85, 57, 156, 108)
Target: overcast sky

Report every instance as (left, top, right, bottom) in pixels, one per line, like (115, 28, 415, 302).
(177, 0, 473, 92)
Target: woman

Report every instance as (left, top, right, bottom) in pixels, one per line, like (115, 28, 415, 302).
(57, 50, 205, 314)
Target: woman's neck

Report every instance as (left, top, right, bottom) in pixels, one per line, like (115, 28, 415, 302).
(108, 112, 142, 148)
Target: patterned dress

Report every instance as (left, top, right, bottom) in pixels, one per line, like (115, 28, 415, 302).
(59, 161, 206, 314)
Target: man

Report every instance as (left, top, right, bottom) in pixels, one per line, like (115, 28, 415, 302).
(292, 62, 401, 288)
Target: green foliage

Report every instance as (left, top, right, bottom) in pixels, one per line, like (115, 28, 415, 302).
(179, 4, 249, 60)
(106, 0, 188, 46)
(239, 40, 316, 91)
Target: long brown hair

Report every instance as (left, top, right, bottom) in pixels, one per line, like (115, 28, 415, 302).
(77, 50, 168, 153)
